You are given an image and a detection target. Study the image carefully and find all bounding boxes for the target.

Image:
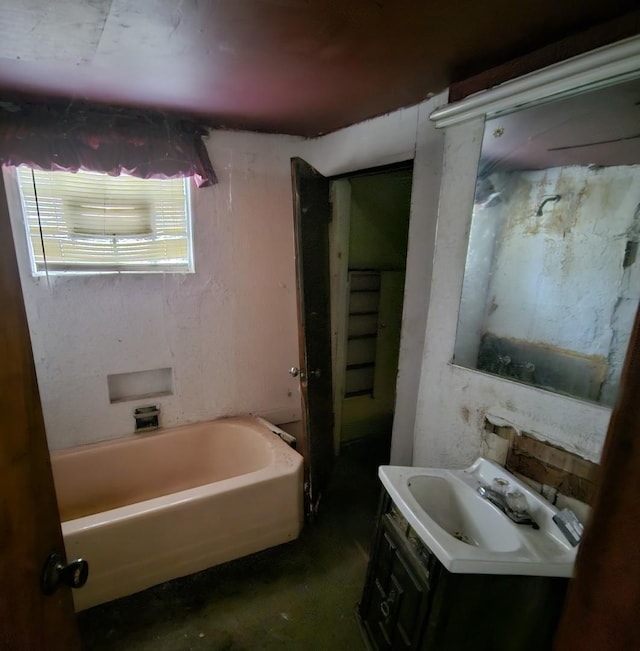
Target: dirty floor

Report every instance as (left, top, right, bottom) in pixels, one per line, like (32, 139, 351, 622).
(78, 438, 387, 650)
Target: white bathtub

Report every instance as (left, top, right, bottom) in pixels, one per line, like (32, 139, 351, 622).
(50, 416, 304, 611)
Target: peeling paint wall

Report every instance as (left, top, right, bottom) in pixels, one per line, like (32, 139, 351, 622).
(456, 164, 640, 405)
(414, 119, 616, 470)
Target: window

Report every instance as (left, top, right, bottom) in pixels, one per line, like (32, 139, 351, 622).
(16, 167, 193, 274)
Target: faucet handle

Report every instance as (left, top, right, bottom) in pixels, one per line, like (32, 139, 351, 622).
(552, 508, 584, 547)
(492, 477, 509, 494)
(504, 490, 528, 514)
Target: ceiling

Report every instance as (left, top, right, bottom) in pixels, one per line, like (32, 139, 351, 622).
(482, 77, 640, 172)
(0, 0, 638, 136)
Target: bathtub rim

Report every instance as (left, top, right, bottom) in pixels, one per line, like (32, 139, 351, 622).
(53, 414, 303, 532)
(49, 413, 289, 456)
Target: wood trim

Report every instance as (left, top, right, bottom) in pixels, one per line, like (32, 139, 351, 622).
(429, 33, 640, 128)
(329, 179, 351, 453)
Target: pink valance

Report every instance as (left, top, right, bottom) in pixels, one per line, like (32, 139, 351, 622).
(0, 102, 217, 187)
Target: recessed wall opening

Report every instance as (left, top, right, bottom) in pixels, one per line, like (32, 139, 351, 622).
(107, 368, 173, 403)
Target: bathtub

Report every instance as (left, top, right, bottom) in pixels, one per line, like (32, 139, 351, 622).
(50, 416, 304, 611)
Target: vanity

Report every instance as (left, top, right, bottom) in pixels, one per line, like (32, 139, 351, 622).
(358, 459, 577, 650)
(357, 32, 640, 651)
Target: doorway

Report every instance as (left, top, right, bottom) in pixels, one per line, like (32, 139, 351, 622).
(330, 163, 414, 458)
(291, 159, 413, 517)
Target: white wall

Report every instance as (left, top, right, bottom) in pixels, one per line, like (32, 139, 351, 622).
(484, 166, 640, 357)
(7, 131, 305, 450)
(454, 195, 506, 367)
(413, 118, 614, 469)
(456, 164, 640, 404)
(7, 93, 447, 460)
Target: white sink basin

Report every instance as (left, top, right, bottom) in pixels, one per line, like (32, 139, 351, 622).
(380, 458, 580, 577)
(407, 475, 522, 552)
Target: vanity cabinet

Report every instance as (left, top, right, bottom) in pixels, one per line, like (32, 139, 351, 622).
(359, 491, 568, 651)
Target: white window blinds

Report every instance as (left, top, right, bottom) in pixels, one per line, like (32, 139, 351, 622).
(17, 167, 193, 274)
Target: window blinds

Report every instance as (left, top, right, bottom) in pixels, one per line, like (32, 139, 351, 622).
(17, 167, 192, 273)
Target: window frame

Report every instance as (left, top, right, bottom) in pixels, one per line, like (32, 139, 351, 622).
(14, 166, 195, 276)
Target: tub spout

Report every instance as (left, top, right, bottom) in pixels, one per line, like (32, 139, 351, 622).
(134, 405, 160, 432)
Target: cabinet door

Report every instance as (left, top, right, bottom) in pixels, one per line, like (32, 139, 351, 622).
(362, 523, 429, 650)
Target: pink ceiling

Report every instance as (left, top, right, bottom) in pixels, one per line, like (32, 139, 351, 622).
(0, 0, 638, 136)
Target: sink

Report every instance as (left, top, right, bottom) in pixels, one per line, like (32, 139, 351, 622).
(407, 475, 521, 552)
(380, 458, 581, 577)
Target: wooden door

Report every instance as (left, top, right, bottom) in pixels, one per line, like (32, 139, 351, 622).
(553, 300, 640, 649)
(291, 157, 334, 519)
(0, 173, 81, 649)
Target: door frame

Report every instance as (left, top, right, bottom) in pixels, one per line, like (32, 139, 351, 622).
(327, 161, 414, 452)
(328, 178, 351, 453)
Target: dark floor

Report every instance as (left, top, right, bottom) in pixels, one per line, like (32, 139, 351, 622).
(78, 437, 388, 650)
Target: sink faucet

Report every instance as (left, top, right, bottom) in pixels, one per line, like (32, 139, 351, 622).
(478, 484, 539, 529)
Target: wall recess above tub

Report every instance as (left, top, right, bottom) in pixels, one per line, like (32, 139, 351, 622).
(107, 368, 173, 403)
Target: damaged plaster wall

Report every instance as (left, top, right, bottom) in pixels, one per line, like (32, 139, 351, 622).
(456, 164, 640, 405)
(6, 93, 446, 460)
(413, 118, 618, 470)
(6, 130, 305, 450)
